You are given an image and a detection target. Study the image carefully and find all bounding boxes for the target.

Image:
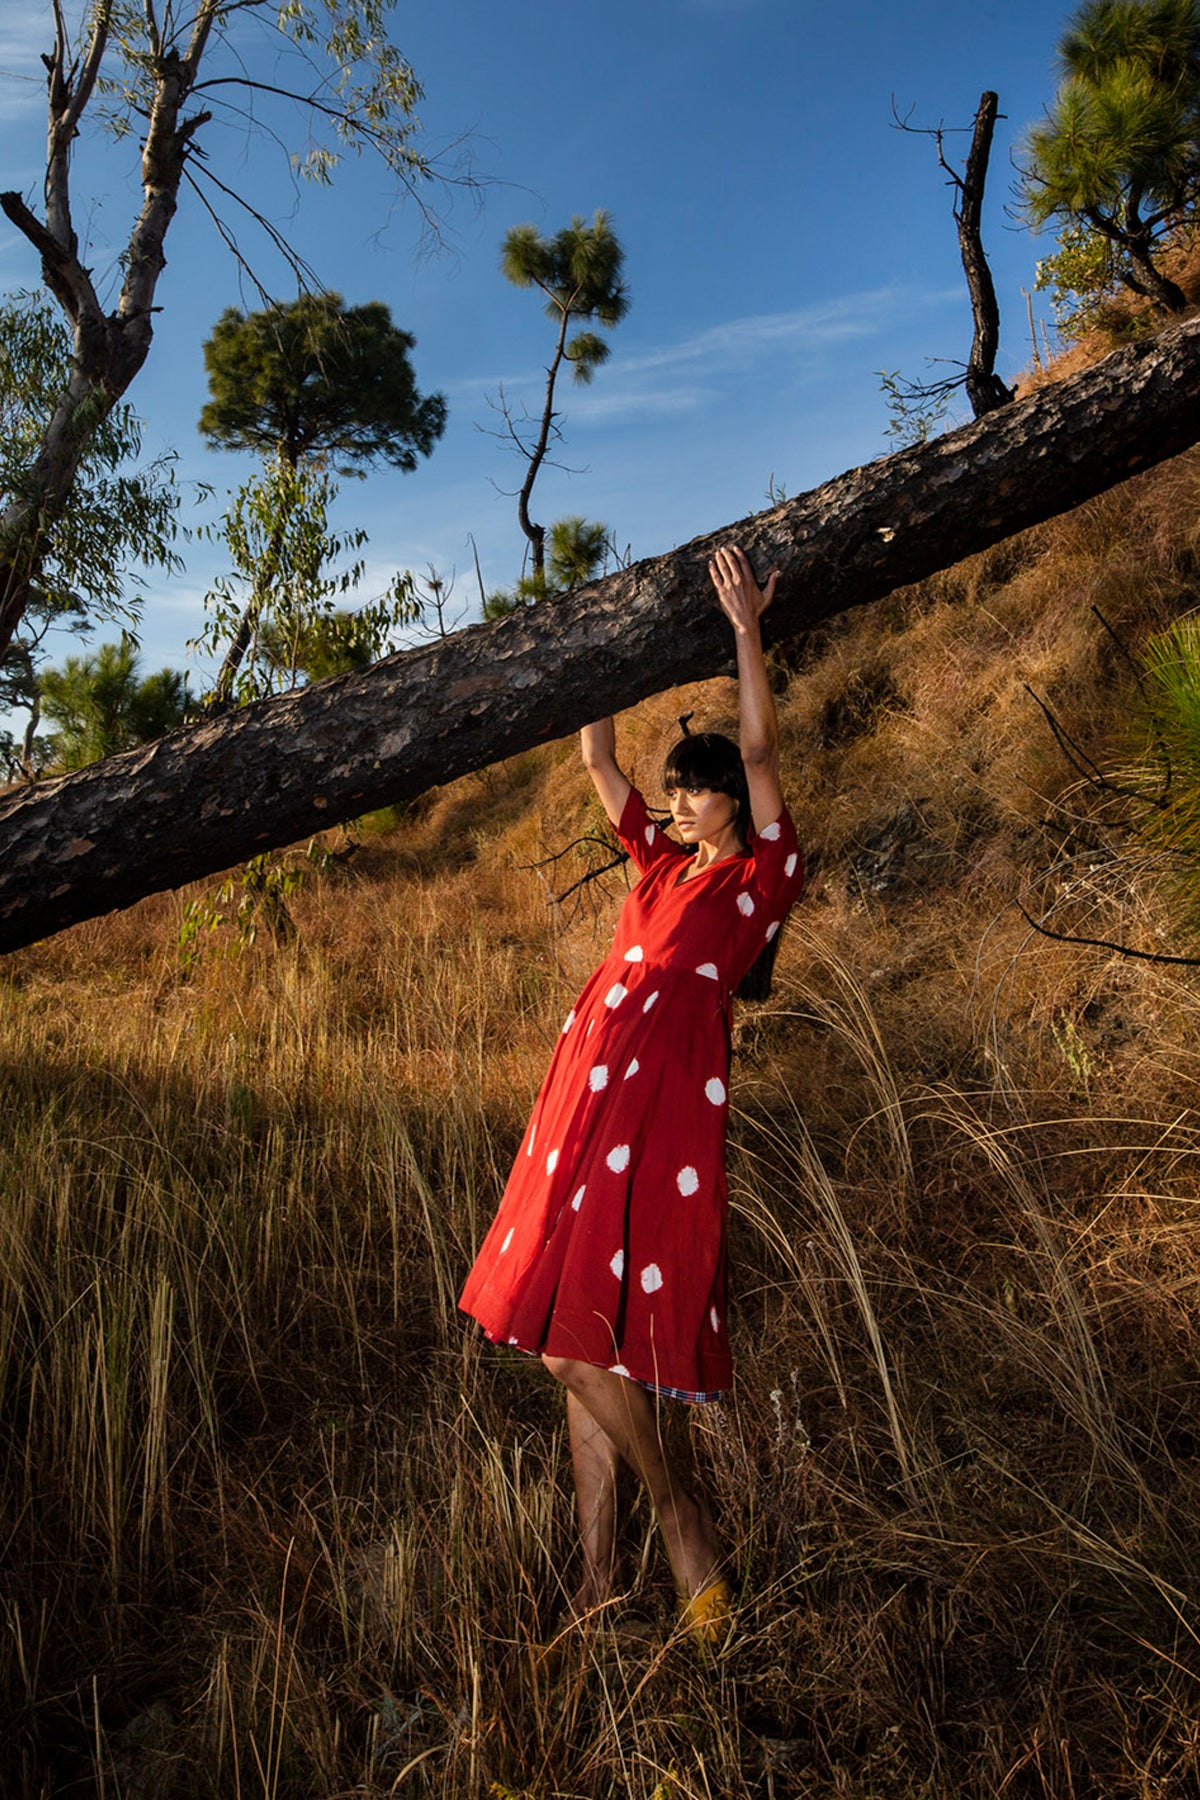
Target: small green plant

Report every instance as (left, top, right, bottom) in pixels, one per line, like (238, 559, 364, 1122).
(484, 514, 612, 617)
(178, 841, 332, 969)
(1034, 221, 1126, 341)
(877, 367, 951, 448)
(1052, 1011, 1094, 1093)
(1132, 612, 1200, 935)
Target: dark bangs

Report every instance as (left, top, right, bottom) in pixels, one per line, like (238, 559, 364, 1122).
(662, 729, 753, 860)
(661, 731, 745, 800)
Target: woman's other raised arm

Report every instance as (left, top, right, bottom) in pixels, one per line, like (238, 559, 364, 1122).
(581, 716, 632, 827)
(708, 544, 784, 834)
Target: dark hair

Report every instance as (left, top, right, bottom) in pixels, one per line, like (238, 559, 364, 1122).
(661, 719, 782, 1002)
(661, 727, 752, 845)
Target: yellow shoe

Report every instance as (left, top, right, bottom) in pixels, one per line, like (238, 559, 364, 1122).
(681, 1577, 733, 1646)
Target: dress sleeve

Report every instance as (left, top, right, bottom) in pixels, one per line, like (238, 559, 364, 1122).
(745, 804, 806, 925)
(614, 785, 687, 876)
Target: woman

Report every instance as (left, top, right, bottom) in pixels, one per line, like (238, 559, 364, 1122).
(459, 544, 805, 1637)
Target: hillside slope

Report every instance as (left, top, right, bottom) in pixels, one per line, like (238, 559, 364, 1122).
(5, 421, 1200, 1792)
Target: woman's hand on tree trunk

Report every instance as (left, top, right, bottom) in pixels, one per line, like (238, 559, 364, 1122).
(708, 544, 779, 636)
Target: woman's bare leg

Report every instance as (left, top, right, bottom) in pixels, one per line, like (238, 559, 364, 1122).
(544, 1356, 721, 1599)
(567, 1391, 620, 1608)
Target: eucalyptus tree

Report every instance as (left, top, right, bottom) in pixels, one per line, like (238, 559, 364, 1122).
(1023, 0, 1200, 312)
(0, 290, 181, 770)
(497, 212, 629, 582)
(0, 0, 441, 662)
(198, 293, 445, 699)
(194, 455, 420, 704)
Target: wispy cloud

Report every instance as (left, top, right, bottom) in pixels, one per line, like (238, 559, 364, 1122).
(459, 284, 960, 428)
(0, 1, 52, 119)
(614, 289, 925, 378)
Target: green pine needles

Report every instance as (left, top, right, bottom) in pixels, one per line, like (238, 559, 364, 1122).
(1023, 0, 1200, 313)
(497, 211, 629, 583)
(1139, 615, 1200, 877)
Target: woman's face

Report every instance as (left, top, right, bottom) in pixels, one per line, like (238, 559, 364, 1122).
(664, 782, 739, 845)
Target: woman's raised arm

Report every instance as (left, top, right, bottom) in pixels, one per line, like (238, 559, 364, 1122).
(708, 545, 784, 834)
(581, 716, 632, 827)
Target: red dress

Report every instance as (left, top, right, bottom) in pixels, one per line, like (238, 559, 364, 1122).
(459, 786, 805, 1402)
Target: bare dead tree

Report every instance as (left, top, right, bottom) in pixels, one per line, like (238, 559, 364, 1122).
(893, 90, 1016, 420)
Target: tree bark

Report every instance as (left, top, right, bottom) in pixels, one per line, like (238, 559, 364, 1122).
(5, 313, 1200, 952)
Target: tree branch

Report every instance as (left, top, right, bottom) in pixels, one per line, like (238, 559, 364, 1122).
(61, 0, 114, 138)
(0, 192, 102, 326)
(182, 161, 323, 292)
(1016, 903, 1200, 966)
(183, 0, 223, 77)
(144, 0, 163, 60)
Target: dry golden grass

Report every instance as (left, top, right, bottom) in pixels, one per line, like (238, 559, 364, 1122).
(7, 432, 1200, 1793)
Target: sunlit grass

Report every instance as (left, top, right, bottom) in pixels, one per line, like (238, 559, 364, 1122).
(7, 448, 1200, 1792)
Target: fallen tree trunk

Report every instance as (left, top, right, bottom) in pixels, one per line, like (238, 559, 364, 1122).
(4, 315, 1200, 953)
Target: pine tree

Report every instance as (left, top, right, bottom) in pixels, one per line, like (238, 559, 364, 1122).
(497, 213, 628, 581)
(1023, 0, 1200, 313)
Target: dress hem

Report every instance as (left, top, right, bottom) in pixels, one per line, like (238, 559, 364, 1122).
(478, 1327, 728, 1406)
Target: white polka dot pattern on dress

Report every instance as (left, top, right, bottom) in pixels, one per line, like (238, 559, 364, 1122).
(624, 945, 644, 962)
(571, 1186, 585, 1211)
(644, 823, 656, 845)
(765, 921, 780, 941)
(610, 1362, 631, 1377)
(704, 1077, 726, 1106)
(501, 1228, 514, 1254)
(606, 1144, 631, 1173)
(696, 962, 719, 980)
(737, 892, 755, 916)
(785, 852, 798, 878)
(545, 1149, 559, 1176)
(760, 820, 782, 841)
(640, 1263, 663, 1293)
(642, 990, 660, 1013)
(624, 1059, 640, 1079)
(677, 1165, 700, 1196)
(561, 1010, 575, 1035)
(610, 1249, 625, 1279)
(588, 1064, 609, 1091)
(710, 1306, 720, 1333)
(604, 982, 627, 1008)
(527, 1121, 537, 1157)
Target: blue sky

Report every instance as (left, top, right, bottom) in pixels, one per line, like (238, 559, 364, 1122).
(1, 0, 1065, 680)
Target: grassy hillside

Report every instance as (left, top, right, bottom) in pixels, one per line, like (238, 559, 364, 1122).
(5, 427, 1200, 1790)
